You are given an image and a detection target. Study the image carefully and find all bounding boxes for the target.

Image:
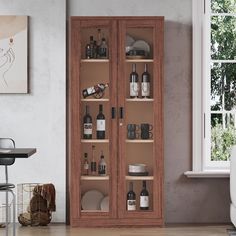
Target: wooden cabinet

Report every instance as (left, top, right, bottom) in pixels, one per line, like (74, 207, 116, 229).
(69, 17, 164, 227)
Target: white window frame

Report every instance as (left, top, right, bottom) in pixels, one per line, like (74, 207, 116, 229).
(185, 0, 236, 178)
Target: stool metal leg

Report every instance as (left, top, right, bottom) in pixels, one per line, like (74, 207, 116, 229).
(6, 190, 8, 236)
(3, 189, 16, 236)
(10, 190, 16, 236)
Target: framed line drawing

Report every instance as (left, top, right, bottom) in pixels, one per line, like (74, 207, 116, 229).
(0, 16, 28, 93)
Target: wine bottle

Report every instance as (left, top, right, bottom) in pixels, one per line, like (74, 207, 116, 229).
(82, 83, 109, 98)
(129, 64, 139, 98)
(89, 36, 95, 58)
(85, 43, 91, 59)
(90, 145, 96, 175)
(97, 29, 102, 58)
(141, 64, 150, 98)
(140, 181, 149, 210)
(93, 40, 98, 59)
(98, 150, 107, 176)
(83, 105, 92, 139)
(127, 182, 136, 211)
(99, 38, 108, 59)
(96, 104, 105, 139)
(83, 153, 89, 175)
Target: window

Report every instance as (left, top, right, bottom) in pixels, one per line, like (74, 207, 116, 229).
(186, 0, 236, 177)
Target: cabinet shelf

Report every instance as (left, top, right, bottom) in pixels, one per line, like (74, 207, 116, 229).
(81, 210, 109, 213)
(81, 98, 109, 102)
(81, 176, 109, 180)
(126, 59, 154, 63)
(81, 59, 109, 63)
(81, 139, 109, 143)
(126, 210, 154, 214)
(125, 176, 154, 180)
(126, 140, 154, 143)
(126, 98, 154, 102)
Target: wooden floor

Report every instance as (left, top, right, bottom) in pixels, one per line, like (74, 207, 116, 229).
(0, 224, 233, 236)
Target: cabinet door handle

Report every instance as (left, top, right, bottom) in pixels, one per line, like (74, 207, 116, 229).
(111, 107, 116, 119)
(119, 107, 124, 119)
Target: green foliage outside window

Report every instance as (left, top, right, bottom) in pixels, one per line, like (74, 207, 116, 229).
(211, 0, 236, 13)
(210, 0, 236, 161)
(211, 121, 236, 161)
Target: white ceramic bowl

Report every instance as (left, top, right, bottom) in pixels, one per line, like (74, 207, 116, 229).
(128, 164, 147, 173)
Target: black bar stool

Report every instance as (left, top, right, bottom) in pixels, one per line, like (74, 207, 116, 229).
(0, 138, 16, 236)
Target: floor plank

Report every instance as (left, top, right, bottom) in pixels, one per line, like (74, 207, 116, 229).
(0, 224, 233, 236)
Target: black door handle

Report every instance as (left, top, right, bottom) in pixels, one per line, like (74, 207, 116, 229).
(111, 107, 116, 119)
(120, 107, 124, 119)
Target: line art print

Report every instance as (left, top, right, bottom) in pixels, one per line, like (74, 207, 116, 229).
(0, 16, 28, 93)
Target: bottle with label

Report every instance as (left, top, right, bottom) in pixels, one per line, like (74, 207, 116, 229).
(129, 64, 139, 98)
(96, 104, 105, 139)
(141, 64, 150, 98)
(98, 150, 107, 176)
(82, 83, 109, 98)
(99, 38, 108, 59)
(140, 181, 149, 210)
(89, 36, 95, 58)
(83, 105, 92, 139)
(85, 43, 91, 59)
(127, 182, 136, 211)
(90, 145, 96, 175)
(83, 153, 89, 175)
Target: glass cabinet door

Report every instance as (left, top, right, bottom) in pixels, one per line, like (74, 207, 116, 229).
(69, 18, 118, 223)
(117, 18, 164, 221)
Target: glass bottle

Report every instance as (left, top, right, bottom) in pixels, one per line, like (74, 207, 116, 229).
(127, 182, 136, 211)
(98, 150, 107, 176)
(83, 105, 92, 139)
(141, 64, 150, 98)
(96, 104, 105, 139)
(99, 38, 108, 59)
(97, 29, 102, 58)
(140, 181, 149, 210)
(129, 64, 139, 98)
(89, 36, 94, 58)
(82, 83, 109, 98)
(83, 153, 89, 175)
(90, 145, 96, 175)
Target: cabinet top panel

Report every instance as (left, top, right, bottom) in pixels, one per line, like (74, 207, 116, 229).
(70, 16, 164, 21)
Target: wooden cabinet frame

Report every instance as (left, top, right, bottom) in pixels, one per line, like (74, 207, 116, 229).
(68, 16, 164, 227)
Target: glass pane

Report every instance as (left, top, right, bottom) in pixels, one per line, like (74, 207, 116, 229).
(211, 113, 236, 161)
(211, 63, 223, 111)
(126, 27, 154, 59)
(211, 16, 236, 60)
(211, 0, 236, 13)
(211, 63, 236, 111)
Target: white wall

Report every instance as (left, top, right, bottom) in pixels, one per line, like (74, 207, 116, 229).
(69, 0, 191, 24)
(0, 0, 66, 222)
(0, 0, 230, 225)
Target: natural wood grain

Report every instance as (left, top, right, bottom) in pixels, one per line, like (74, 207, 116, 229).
(81, 98, 109, 102)
(125, 176, 154, 180)
(12, 224, 231, 236)
(81, 176, 109, 180)
(125, 140, 154, 143)
(81, 59, 109, 63)
(126, 59, 154, 62)
(126, 98, 154, 102)
(80, 139, 109, 143)
(69, 17, 164, 227)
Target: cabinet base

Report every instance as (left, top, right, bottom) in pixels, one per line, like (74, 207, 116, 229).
(71, 218, 164, 227)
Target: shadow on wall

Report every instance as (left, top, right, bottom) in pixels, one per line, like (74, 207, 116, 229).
(163, 21, 230, 224)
